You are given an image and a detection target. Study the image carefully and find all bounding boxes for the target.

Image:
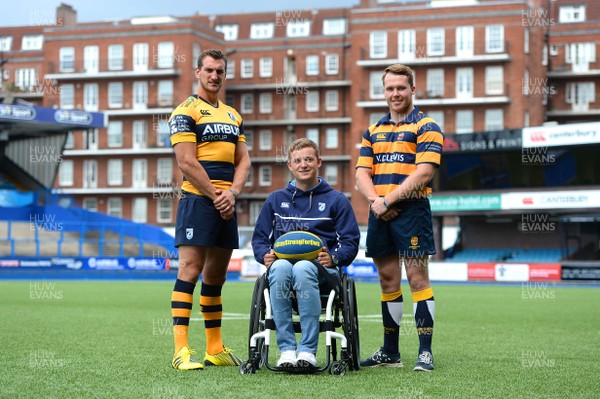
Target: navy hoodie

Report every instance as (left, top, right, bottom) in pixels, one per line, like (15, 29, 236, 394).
(252, 178, 360, 267)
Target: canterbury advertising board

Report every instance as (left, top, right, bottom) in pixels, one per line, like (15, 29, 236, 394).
(522, 122, 600, 148)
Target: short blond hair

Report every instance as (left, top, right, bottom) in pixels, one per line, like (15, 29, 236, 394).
(287, 138, 320, 162)
(382, 64, 414, 87)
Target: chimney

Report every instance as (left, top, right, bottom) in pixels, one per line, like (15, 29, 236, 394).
(56, 3, 77, 27)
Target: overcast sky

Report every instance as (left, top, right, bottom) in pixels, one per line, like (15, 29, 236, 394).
(0, 0, 358, 27)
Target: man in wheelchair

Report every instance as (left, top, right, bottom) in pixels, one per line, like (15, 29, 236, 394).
(250, 138, 360, 371)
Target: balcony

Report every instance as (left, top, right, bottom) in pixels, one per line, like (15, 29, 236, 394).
(45, 60, 180, 80)
(243, 117, 351, 127)
(226, 80, 352, 91)
(63, 147, 173, 156)
(356, 96, 510, 108)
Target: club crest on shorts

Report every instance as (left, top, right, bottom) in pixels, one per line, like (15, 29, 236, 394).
(318, 202, 326, 211)
(186, 228, 194, 240)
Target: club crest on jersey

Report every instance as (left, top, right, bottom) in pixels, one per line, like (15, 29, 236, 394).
(376, 132, 387, 141)
(318, 202, 326, 211)
(281, 202, 290, 208)
(227, 111, 236, 122)
(186, 228, 194, 240)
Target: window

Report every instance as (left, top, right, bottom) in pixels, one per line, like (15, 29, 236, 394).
(542, 45, 548, 66)
(456, 68, 473, 98)
(0, 36, 12, 51)
(107, 198, 122, 218)
(107, 159, 123, 186)
(133, 43, 148, 72)
(370, 31, 387, 58)
(566, 43, 596, 71)
(132, 159, 147, 188)
(132, 81, 148, 109)
(15, 68, 37, 91)
(108, 121, 123, 148)
(566, 82, 595, 107)
(456, 110, 473, 134)
(250, 23, 274, 39)
(559, 5, 586, 23)
(132, 198, 147, 223)
(306, 128, 319, 146)
(259, 166, 272, 186)
(325, 90, 339, 111)
(21, 34, 43, 50)
(157, 199, 172, 223)
(426, 69, 444, 98)
(241, 59, 253, 78)
(60, 84, 74, 109)
(65, 132, 74, 149)
(59, 47, 75, 72)
(427, 28, 445, 56)
(108, 82, 123, 108)
(485, 66, 503, 95)
(323, 18, 346, 35)
(398, 29, 416, 59)
(370, 71, 384, 99)
(524, 28, 529, 54)
(455, 26, 473, 57)
(156, 121, 169, 147)
(524, 112, 529, 128)
(83, 83, 98, 111)
(370, 113, 384, 126)
(84, 45, 99, 73)
(306, 91, 319, 112)
(259, 130, 272, 150)
(486, 25, 504, 53)
(325, 54, 339, 75)
(226, 60, 235, 79)
(59, 160, 73, 186)
(158, 80, 173, 106)
(82, 198, 98, 212)
(427, 111, 444, 133)
(286, 21, 310, 37)
(245, 130, 253, 150)
(192, 43, 201, 67)
(245, 167, 254, 187)
(325, 128, 338, 149)
(132, 120, 147, 149)
(259, 92, 272, 114)
(485, 109, 504, 131)
(259, 57, 273, 78)
(249, 202, 262, 225)
(83, 160, 98, 189)
(522, 69, 529, 96)
(550, 44, 558, 56)
(325, 165, 338, 185)
(215, 24, 239, 41)
(108, 44, 124, 70)
(157, 42, 174, 68)
(241, 94, 253, 114)
(306, 55, 319, 76)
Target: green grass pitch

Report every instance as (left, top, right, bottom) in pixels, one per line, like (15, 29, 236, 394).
(1, 280, 597, 398)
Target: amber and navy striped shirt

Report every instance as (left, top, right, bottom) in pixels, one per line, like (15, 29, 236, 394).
(169, 95, 246, 196)
(356, 106, 444, 198)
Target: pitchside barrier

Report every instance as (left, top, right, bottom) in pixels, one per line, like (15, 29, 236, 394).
(2, 254, 599, 283)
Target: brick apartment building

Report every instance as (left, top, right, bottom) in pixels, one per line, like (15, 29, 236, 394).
(0, 0, 598, 227)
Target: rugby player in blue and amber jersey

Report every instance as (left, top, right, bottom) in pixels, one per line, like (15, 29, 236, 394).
(356, 64, 443, 372)
(168, 49, 250, 370)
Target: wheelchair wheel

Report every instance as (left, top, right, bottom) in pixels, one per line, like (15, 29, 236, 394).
(248, 274, 267, 365)
(342, 274, 360, 371)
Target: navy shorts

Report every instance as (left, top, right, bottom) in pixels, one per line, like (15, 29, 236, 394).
(174, 191, 239, 249)
(365, 198, 435, 258)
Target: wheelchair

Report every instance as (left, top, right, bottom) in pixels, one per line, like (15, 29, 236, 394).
(239, 267, 360, 376)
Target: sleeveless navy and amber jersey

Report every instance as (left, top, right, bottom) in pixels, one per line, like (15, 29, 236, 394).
(356, 106, 444, 198)
(169, 95, 246, 196)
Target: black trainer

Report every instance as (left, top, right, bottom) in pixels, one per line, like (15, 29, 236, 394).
(413, 351, 434, 371)
(360, 347, 403, 368)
